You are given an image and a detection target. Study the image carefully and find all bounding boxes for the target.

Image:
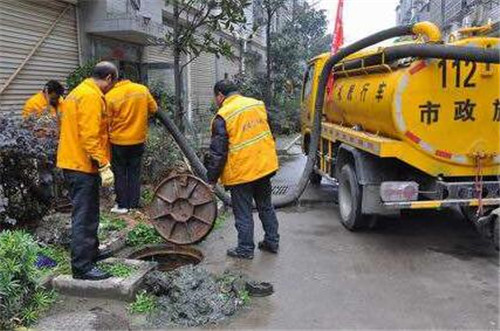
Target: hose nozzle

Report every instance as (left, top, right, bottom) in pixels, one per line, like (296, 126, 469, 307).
(412, 21, 442, 43)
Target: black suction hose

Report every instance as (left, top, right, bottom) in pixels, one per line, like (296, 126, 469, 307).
(383, 43, 500, 63)
(155, 110, 232, 205)
(155, 23, 500, 208)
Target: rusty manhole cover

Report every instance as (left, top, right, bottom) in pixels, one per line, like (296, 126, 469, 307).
(150, 174, 217, 245)
(128, 244, 203, 272)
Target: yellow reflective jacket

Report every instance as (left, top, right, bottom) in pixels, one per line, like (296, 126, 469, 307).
(57, 79, 110, 174)
(22, 91, 62, 119)
(216, 94, 279, 186)
(106, 80, 158, 145)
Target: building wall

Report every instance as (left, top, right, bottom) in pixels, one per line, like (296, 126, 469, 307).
(0, 0, 79, 116)
(396, 0, 499, 37)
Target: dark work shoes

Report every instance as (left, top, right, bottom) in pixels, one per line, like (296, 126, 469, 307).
(258, 241, 279, 254)
(73, 266, 112, 281)
(95, 248, 113, 262)
(226, 248, 254, 260)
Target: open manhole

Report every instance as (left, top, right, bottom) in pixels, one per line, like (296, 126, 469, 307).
(128, 244, 203, 272)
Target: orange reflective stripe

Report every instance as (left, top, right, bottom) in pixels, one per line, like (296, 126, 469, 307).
(229, 130, 272, 152)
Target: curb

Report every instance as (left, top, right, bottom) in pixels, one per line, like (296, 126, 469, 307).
(50, 258, 157, 302)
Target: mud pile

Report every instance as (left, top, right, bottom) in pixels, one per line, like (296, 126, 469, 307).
(143, 266, 248, 327)
(34, 213, 71, 246)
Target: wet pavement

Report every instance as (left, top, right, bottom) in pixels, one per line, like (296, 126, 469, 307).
(199, 153, 499, 329)
(37, 153, 499, 329)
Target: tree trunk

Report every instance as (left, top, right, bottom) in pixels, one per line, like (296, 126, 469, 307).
(173, 1, 184, 132)
(265, 11, 272, 107)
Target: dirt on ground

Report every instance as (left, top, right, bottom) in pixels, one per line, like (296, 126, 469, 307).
(35, 212, 71, 246)
(143, 266, 249, 328)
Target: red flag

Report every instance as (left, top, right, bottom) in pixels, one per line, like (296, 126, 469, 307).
(331, 0, 344, 53)
(327, 0, 344, 99)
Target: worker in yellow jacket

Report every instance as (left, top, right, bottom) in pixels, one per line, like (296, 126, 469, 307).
(105, 77, 158, 214)
(23, 80, 64, 119)
(57, 62, 117, 281)
(204, 80, 280, 259)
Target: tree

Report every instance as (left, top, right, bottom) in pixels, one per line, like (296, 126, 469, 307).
(259, 0, 287, 106)
(159, 0, 250, 130)
(270, 3, 328, 97)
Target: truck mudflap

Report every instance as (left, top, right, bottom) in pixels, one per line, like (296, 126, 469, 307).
(384, 198, 500, 209)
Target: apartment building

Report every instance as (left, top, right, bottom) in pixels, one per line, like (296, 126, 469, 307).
(396, 0, 499, 37)
(0, 0, 269, 117)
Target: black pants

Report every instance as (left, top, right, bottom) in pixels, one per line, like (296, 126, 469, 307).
(64, 170, 100, 275)
(111, 143, 144, 209)
(229, 175, 280, 254)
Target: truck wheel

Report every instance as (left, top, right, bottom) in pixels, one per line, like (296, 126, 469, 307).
(493, 216, 499, 251)
(309, 170, 322, 185)
(460, 205, 479, 223)
(338, 164, 366, 231)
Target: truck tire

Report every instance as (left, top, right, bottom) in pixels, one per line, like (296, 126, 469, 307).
(460, 205, 479, 223)
(493, 216, 499, 251)
(338, 163, 366, 230)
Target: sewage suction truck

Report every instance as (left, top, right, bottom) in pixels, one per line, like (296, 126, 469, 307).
(155, 21, 500, 247)
(300, 22, 500, 246)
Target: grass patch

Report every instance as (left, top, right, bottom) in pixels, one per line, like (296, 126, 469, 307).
(213, 211, 229, 231)
(38, 245, 71, 275)
(129, 290, 158, 315)
(140, 187, 155, 206)
(97, 261, 138, 278)
(126, 223, 163, 247)
(98, 213, 128, 241)
(238, 289, 250, 305)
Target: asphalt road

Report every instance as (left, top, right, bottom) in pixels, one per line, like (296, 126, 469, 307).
(198, 153, 499, 329)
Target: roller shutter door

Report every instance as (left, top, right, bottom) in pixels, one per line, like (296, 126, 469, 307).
(0, 0, 79, 117)
(190, 51, 216, 111)
(143, 45, 176, 90)
(218, 55, 240, 81)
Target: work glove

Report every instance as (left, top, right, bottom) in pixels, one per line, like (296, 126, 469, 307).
(99, 163, 114, 187)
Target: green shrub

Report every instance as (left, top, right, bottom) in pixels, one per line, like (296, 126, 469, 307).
(0, 116, 59, 227)
(97, 262, 138, 278)
(126, 223, 163, 247)
(142, 123, 183, 185)
(129, 290, 158, 315)
(0, 230, 57, 328)
(66, 59, 98, 93)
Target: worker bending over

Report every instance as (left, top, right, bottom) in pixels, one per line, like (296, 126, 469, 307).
(23, 80, 65, 119)
(106, 76, 158, 214)
(205, 80, 280, 259)
(57, 62, 117, 280)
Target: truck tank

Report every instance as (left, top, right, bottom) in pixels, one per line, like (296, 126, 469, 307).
(324, 37, 500, 172)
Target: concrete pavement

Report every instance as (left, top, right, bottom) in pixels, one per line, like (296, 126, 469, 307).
(36, 153, 499, 329)
(198, 153, 499, 329)
(200, 200, 499, 329)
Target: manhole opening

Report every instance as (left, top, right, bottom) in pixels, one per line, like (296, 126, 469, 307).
(129, 244, 203, 272)
(272, 185, 289, 195)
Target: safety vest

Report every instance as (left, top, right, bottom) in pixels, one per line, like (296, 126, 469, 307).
(216, 94, 279, 186)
